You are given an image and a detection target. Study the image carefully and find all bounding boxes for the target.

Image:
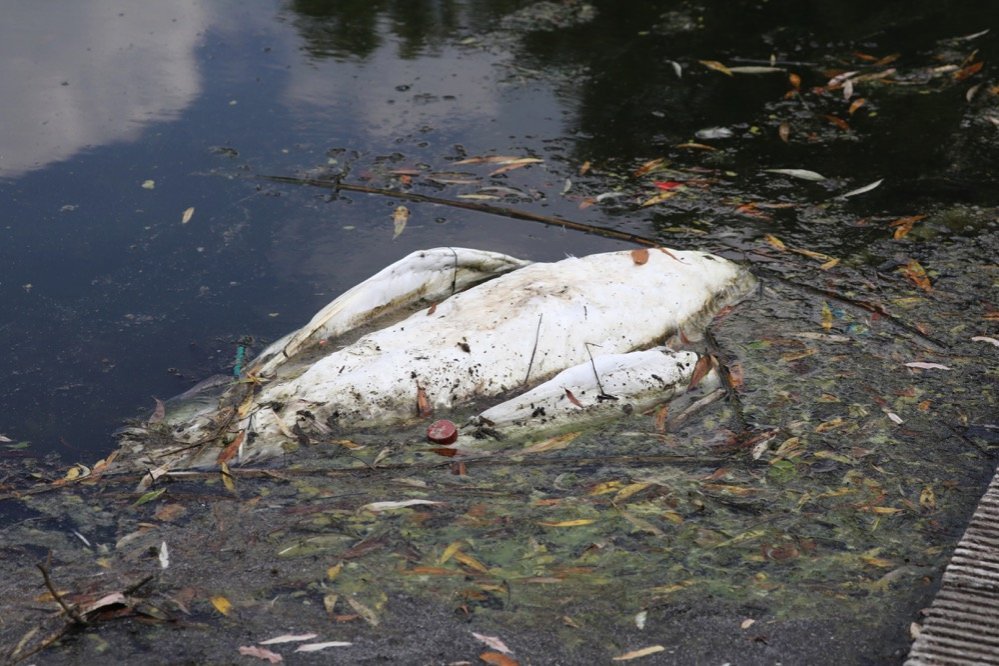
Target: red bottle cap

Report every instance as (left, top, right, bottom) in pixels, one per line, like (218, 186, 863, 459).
(426, 419, 458, 445)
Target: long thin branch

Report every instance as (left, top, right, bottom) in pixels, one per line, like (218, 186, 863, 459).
(259, 174, 660, 247)
(36, 562, 86, 625)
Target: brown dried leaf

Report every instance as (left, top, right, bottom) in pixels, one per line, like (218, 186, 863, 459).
(900, 259, 932, 292)
(954, 60, 984, 81)
(630, 248, 649, 265)
(633, 158, 666, 177)
(480, 652, 520, 666)
(416, 384, 433, 418)
(238, 646, 283, 663)
(848, 98, 866, 115)
(688, 355, 713, 389)
(654, 405, 669, 433)
(889, 214, 926, 240)
(564, 388, 583, 408)
(778, 122, 791, 143)
(824, 114, 850, 131)
(217, 431, 245, 465)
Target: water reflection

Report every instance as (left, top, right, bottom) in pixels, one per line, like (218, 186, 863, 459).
(0, 1, 208, 178)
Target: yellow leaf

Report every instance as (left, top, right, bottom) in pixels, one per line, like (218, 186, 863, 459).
(453, 551, 489, 573)
(870, 506, 903, 515)
(438, 540, 465, 565)
(860, 555, 895, 568)
(538, 519, 596, 527)
(819, 257, 840, 270)
(211, 595, 232, 616)
(661, 511, 684, 525)
(614, 482, 652, 503)
(219, 462, 236, 493)
(588, 481, 624, 496)
(327, 562, 343, 580)
(699, 60, 733, 76)
(821, 301, 833, 332)
(639, 190, 678, 207)
(919, 485, 936, 511)
(522, 431, 580, 454)
(764, 234, 786, 250)
(814, 417, 844, 433)
(613, 645, 666, 661)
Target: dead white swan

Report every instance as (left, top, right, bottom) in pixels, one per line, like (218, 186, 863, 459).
(119, 246, 755, 468)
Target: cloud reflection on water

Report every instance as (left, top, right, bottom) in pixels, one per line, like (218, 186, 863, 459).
(0, 1, 206, 177)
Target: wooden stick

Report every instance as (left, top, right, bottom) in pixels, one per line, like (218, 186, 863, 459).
(259, 174, 660, 247)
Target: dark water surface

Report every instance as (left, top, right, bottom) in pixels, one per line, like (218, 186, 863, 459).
(1, 2, 997, 663)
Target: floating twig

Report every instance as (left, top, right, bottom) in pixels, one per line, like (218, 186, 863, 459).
(259, 174, 660, 247)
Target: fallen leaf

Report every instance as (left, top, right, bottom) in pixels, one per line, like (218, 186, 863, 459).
(159, 541, 169, 569)
(727, 65, 785, 75)
(217, 431, 245, 465)
(837, 178, 884, 199)
(699, 60, 733, 76)
(654, 405, 669, 433)
(346, 597, 379, 626)
(954, 60, 984, 81)
(211, 595, 232, 616)
(675, 142, 717, 151)
(522, 431, 580, 453)
(764, 234, 786, 250)
(220, 461, 236, 493)
(920, 485, 936, 511)
(295, 641, 353, 652)
(564, 388, 584, 408)
(238, 646, 283, 663)
(639, 190, 678, 207)
(890, 214, 926, 240)
(472, 632, 513, 655)
(633, 158, 666, 177)
(416, 384, 433, 418)
(361, 499, 442, 512)
(971, 335, 999, 347)
(630, 248, 649, 265)
(480, 652, 519, 666)
(688, 354, 713, 389)
(904, 362, 951, 370)
(181, 207, 195, 224)
(886, 412, 904, 425)
(899, 259, 932, 292)
(778, 123, 791, 142)
(612, 645, 666, 661)
(454, 551, 489, 573)
(821, 302, 833, 332)
(392, 206, 409, 239)
(538, 519, 596, 527)
(141, 179, 155, 190)
(824, 114, 850, 131)
(259, 633, 320, 645)
(788, 73, 802, 89)
(764, 168, 827, 181)
(133, 487, 167, 507)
